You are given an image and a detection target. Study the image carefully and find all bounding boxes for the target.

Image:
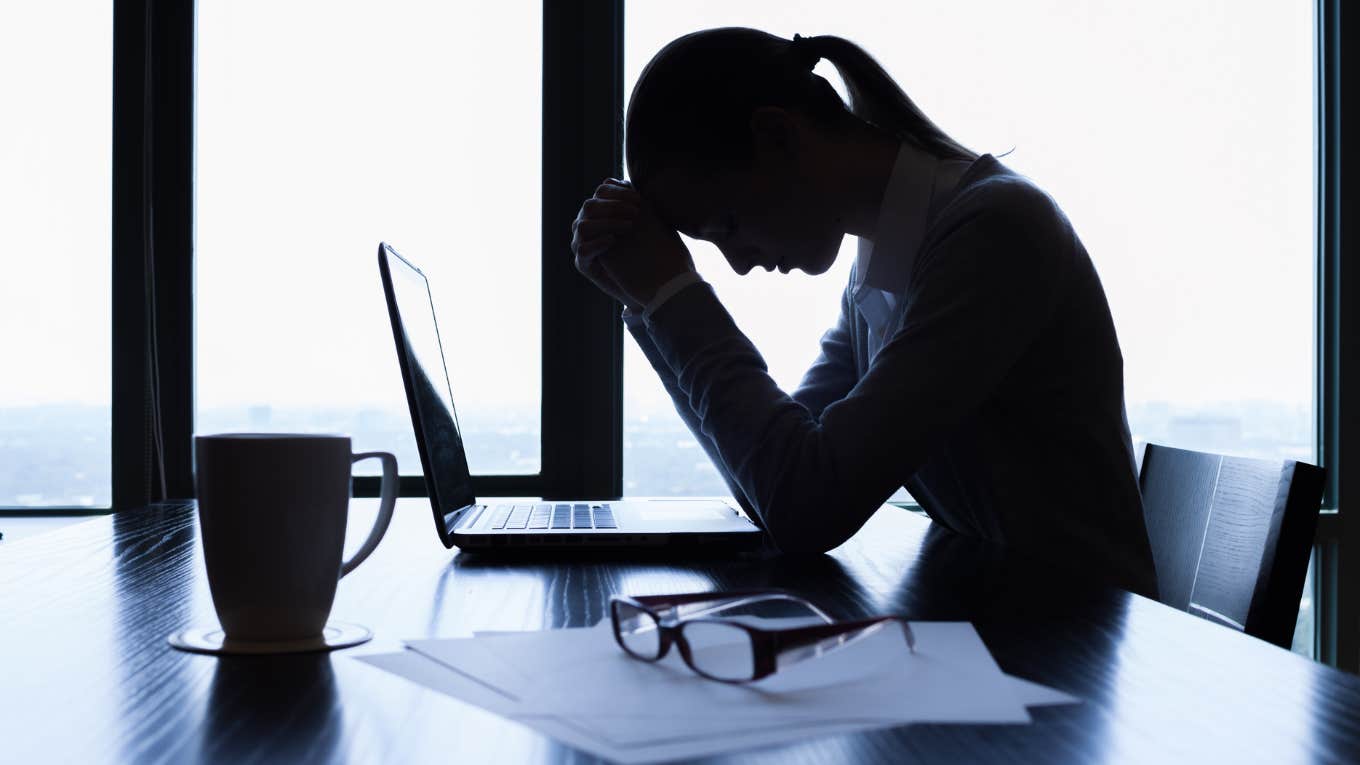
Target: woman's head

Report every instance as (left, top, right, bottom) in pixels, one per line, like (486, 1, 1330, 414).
(626, 28, 975, 276)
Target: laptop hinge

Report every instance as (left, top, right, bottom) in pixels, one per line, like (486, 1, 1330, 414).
(452, 503, 485, 531)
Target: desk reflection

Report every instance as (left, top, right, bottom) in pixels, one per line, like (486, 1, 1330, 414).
(889, 522, 1120, 617)
(907, 524, 1138, 763)
(198, 655, 342, 764)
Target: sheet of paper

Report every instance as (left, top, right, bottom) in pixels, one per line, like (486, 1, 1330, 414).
(1008, 674, 1080, 706)
(415, 621, 1030, 725)
(528, 713, 894, 765)
(356, 649, 894, 763)
(360, 618, 1077, 761)
(472, 624, 1078, 710)
(355, 651, 519, 716)
(404, 637, 531, 700)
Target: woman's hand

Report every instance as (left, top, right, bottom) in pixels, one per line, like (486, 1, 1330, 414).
(571, 179, 694, 312)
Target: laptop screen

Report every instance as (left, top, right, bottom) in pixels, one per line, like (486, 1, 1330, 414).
(380, 244, 476, 530)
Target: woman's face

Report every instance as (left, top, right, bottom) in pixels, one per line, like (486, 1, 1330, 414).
(645, 164, 845, 276)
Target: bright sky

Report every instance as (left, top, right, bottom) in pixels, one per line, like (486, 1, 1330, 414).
(625, 0, 1314, 413)
(0, 3, 111, 406)
(1, 1, 1314, 423)
(194, 0, 543, 418)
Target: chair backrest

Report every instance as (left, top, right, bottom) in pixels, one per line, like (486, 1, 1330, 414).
(1138, 443, 1324, 648)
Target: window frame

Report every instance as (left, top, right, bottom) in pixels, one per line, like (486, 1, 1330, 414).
(35, 0, 1348, 671)
(110, 0, 194, 510)
(97, 0, 626, 511)
(1315, 0, 1355, 671)
(331, 1, 626, 501)
(279, 1, 626, 501)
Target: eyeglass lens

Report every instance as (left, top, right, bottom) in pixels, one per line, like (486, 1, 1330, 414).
(680, 621, 756, 681)
(613, 601, 663, 660)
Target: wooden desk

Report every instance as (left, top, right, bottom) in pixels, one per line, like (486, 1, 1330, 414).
(2, 500, 1359, 763)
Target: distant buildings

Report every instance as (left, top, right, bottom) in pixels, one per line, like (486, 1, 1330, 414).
(0, 400, 1316, 506)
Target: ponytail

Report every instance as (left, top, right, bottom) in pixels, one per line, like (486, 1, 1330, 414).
(626, 27, 975, 189)
(792, 34, 976, 162)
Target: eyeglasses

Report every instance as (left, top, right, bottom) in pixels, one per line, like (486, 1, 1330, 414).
(609, 590, 915, 684)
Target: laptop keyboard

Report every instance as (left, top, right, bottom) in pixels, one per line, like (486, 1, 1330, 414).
(486, 503, 617, 530)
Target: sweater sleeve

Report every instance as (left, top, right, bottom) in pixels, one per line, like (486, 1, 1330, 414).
(626, 278, 862, 521)
(639, 179, 1073, 554)
(790, 282, 859, 419)
(623, 308, 759, 516)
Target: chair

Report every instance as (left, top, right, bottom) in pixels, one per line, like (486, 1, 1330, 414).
(1138, 443, 1325, 648)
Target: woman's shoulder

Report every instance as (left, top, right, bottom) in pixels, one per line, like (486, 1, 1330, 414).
(914, 155, 1084, 296)
(942, 155, 1068, 229)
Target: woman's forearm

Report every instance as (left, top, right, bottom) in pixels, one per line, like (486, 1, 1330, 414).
(623, 312, 758, 517)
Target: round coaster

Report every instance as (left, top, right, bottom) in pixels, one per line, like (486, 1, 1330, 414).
(168, 621, 372, 656)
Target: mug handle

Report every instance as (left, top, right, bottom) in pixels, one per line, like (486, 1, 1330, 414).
(340, 451, 398, 578)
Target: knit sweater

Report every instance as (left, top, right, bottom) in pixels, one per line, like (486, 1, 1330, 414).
(624, 154, 1159, 599)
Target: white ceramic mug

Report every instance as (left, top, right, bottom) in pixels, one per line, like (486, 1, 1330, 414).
(194, 434, 398, 642)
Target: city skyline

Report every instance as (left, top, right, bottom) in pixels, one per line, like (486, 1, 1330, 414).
(1, 396, 1314, 508)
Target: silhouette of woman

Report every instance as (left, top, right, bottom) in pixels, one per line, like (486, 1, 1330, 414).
(571, 28, 1158, 598)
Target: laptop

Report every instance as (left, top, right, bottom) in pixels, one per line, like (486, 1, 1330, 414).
(378, 242, 764, 551)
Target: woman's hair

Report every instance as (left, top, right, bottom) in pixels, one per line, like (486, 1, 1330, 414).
(625, 28, 976, 190)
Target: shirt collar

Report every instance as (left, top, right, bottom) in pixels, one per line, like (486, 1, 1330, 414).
(854, 142, 941, 300)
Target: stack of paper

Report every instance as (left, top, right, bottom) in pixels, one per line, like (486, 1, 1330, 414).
(355, 618, 1077, 763)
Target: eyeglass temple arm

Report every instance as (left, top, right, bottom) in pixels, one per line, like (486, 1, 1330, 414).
(769, 616, 916, 672)
(629, 591, 833, 622)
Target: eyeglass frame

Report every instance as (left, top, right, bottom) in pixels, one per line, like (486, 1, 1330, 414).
(608, 589, 916, 684)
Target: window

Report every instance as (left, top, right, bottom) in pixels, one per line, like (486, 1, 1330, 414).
(195, 0, 542, 477)
(622, 3, 1315, 496)
(0, 3, 112, 509)
(24, 0, 1342, 667)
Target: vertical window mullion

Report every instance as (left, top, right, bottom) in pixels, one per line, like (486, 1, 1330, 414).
(541, 0, 625, 499)
(112, 0, 194, 510)
(1317, 0, 1356, 672)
